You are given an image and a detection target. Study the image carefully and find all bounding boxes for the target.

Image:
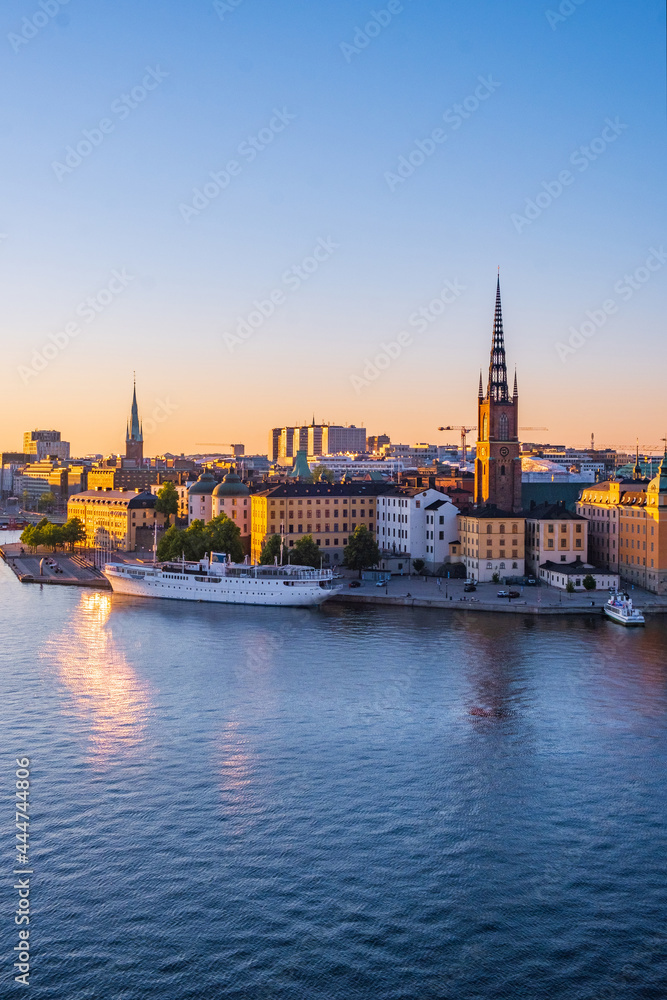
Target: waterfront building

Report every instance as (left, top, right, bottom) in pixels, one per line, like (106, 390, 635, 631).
(474, 277, 522, 512)
(308, 455, 403, 479)
(375, 487, 459, 572)
(457, 506, 526, 582)
(187, 471, 219, 524)
(524, 502, 588, 576)
(67, 488, 166, 552)
(211, 472, 251, 554)
(577, 478, 648, 572)
(15, 459, 87, 506)
(538, 560, 619, 591)
(251, 482, 391, 565)
(124, 380, 143, 467)
(23, 429, 70, 462)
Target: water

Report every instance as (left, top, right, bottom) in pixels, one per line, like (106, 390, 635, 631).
(1, 539, 667, 999)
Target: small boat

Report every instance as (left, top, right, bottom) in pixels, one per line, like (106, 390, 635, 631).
(604, 592, 645, 627)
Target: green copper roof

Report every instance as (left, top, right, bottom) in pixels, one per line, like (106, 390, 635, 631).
(648, 451, 667, 494)
(212, 472, 250, 497)
(290, 450, 312, 480)
(188, 471, 218, 495)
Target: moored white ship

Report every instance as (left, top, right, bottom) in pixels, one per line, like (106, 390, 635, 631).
(604, 592, 645, 627)
(104, 553, 341, 607)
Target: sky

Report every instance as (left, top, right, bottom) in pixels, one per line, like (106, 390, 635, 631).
(0, 0, 665, 457)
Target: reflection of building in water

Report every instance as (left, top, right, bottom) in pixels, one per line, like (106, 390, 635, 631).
(46, 591, 151, 765)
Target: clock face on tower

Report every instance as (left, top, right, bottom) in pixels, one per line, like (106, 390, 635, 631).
(499, 446, 510, 458)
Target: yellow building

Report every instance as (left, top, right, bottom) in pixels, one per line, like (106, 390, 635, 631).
(456, 505, 525, 582)
(524, 502, 587, 575)
(67, 488, 166, 552)
(578, 455, 667, 594)
(251, 483, 388, 565)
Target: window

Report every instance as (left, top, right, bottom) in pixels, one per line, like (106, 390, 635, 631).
(439, 531, 444, 540)
(499, 524, 505, 533)
(500, 465, 506, 476)
(548, 524, 554, 533)
(498, 413, 509, 440)
(487, 562, 493, 569)
(486, 524, 492, 534)
(499, 562, 505, 569)
(512, 562, 518, 569)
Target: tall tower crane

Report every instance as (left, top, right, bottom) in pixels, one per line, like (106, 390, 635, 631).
(437, 426, 475, 466)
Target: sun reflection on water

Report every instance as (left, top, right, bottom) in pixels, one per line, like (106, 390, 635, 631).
(45, 591, 152, 766)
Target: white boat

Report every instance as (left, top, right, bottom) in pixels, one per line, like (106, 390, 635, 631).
(103, 552, 341, 607)
(604, 592, 645, 626)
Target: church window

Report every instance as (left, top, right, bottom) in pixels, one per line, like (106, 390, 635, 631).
(498, 414, 509, 440)
(500, 466, 506, 476)
(482, 415, 488, 439)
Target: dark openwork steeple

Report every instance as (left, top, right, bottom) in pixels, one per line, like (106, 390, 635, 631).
(487, 274, 509, 403)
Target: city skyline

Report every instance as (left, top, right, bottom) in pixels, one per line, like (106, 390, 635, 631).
(1, 1, 665, 454)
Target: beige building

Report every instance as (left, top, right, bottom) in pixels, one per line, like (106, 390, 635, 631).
(577, 479, 640, 572)
(457, 505, 525, 582)
(251, 483, 388, 565)
(525, 502, 587, 575)
(67, 488, 166, 552)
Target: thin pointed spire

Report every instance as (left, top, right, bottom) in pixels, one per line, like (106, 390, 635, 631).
(513, 366, 518, 398)
(487, 274, 509, 402)
(478, 369, 484, 400)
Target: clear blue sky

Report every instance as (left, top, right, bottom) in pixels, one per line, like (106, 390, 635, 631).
(1, 0, 665, 455)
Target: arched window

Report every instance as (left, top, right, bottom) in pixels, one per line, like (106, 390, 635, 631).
(486, 524, 492, 534)
(499, 562, 506, 569)
(499, 524, 505, 533)
(512, 524, 518, 533)
(482, 415, 488, 440)
(500, 465, 506, 476)
(498, 413, 509, 440)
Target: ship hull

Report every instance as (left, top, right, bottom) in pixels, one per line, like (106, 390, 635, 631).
(104, 568, 338, 607)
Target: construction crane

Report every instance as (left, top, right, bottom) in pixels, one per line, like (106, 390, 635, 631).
(437, 426, 475, 466)
(519, 427, 549, 431)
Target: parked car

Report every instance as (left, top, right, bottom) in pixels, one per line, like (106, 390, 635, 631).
(497, 590, 509, 597)
(464, 583, 476, 592)
(526, 577, 536, 586)
(508, 590, 520, 599)
(375, 580, 386, 587)
(349, 580, 361, 588)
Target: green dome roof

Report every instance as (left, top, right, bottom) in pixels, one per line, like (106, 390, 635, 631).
(188, 471, 218, 496)
(212, 472, 250, 498)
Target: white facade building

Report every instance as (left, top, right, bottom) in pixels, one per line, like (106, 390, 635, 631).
(376, 488, 459, 571)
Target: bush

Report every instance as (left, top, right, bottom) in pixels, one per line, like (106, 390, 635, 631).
(582, 574, 596, 591)
(566, 580, 575, 594)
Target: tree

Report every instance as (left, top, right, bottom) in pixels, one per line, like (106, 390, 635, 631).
(412, 558, 426, 576)
(41, 523, 64, 551)
(492, 572, 500, 584)
(154, 481, 179, 524)
(259, 534, 285, 565)
(156, 525, 185, 562)
(20, 524, 38, 550)
(61, 517, 86, 550)
(566, 580, 575, 594)
(344, 524, 380, 577)
(206, 514, 243, 563)
(290, 534, 321, 568)
(37, 491, 57, 513)
(582, 574, 596, 591)
(311, 465, 334, 484)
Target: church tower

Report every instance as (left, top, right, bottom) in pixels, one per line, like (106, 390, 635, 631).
(474, 276, 522, 512)
(125, 377, 144, 466)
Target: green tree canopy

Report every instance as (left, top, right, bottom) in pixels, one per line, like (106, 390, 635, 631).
(311, 465, 334, 484)
(290, 534, 321, 568)
(37, 491, 57, 512)
(259, 534, 285, 565)
(566, 580, 575, 594)
(206, 514, 243, 563)
(41, 523, 65, 551)
(62, 517, 86, 549)
(344, 524, 380, 577)
(154, 481, 179, 520)
(582, 574, 596, 591)
(412, 558, 426, 575)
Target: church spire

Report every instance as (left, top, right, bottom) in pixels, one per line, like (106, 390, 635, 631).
(513, 366, 518, 399)
(487, 274, 509, 403)
(126, 377, 143, 443)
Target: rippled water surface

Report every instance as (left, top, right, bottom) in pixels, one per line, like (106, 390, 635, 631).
(1, 547, 667, 999)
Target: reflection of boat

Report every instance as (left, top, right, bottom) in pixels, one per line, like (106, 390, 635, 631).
(604, 592, 645, 626)
(104, 552, 341, 607)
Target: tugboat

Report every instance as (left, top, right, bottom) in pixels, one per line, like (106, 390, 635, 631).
(604, 591, 645, 627)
